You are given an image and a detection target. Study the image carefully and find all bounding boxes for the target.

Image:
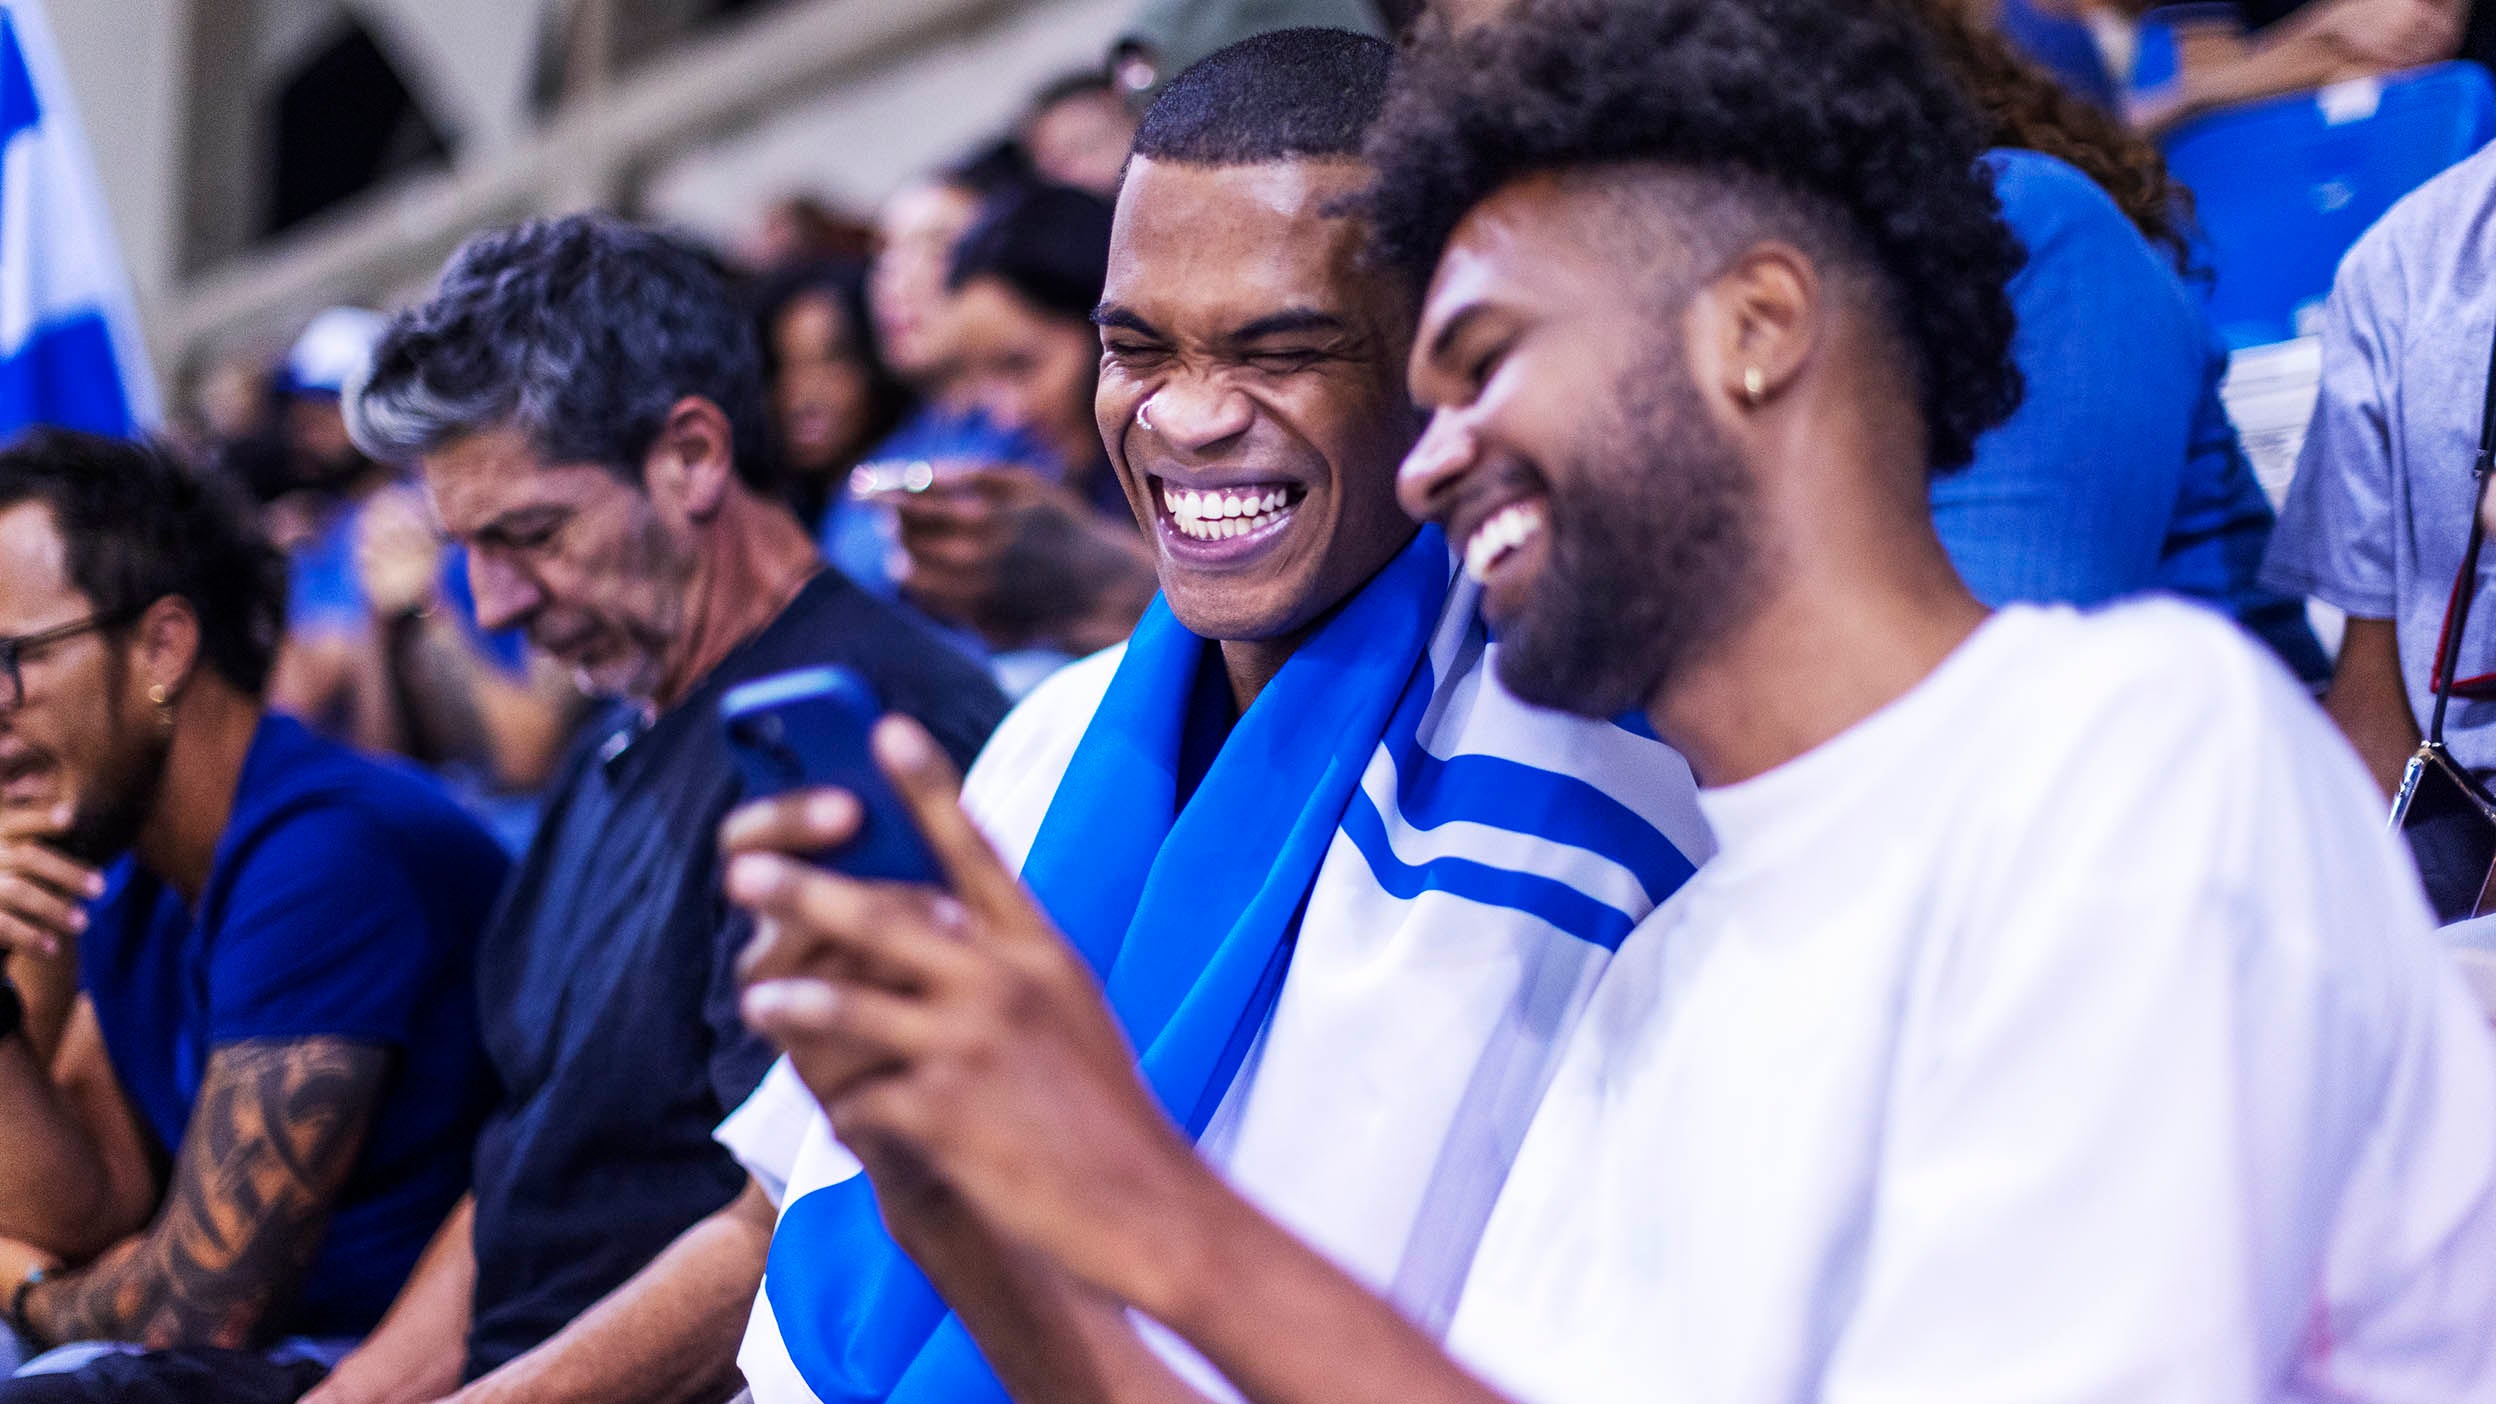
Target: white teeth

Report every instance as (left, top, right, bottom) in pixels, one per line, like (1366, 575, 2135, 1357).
(1462, 501, 1547, 584)
(1162, 482, 1298, 542)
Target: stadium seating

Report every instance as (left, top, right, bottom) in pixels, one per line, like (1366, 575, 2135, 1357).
(2162, 62, 2496, 349)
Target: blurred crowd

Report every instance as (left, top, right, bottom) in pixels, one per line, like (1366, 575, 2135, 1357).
(5, 0, 2496, 1402)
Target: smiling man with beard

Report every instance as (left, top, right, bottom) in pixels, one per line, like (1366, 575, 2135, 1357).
(709, 28, 1706, 1404)
(0, 431, 506, 1404)
(705, 2, 2496, 1402)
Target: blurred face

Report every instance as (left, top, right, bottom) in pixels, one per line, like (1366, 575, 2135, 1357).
(871, 180, 983, 384)
(771, 291, 875, 475)
(423, 425, 696, 703)
(950, 278, 1105, 477)
(0, 503, 167, 863)
(1097, 157, 1420, 643)
(1027, 89, 1140, 197)
(284, 394, 370, 491)
(1400, 175, 1759, 717)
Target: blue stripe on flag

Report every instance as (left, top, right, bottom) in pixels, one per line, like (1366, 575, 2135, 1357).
(0, 311, 133, 436)
(1338, 787, 1643, 951)
(0, 13, 40, 146)
(1378, 666, 1698, 907)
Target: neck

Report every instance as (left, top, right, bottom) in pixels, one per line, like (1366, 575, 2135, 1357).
(654, 492, 823, 710)
(1645, 418, 1987, 788)
(134, 681, 264, 904)
(1217, 635, 1301, 714)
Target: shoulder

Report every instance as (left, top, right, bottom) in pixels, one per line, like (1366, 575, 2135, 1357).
(220, 721, 502, 906)
(768, 572, 1009, 764)
(961, 644, 1124, 872)
(1981, 148, 2160, 266)
(2337, 142, 2496, 312)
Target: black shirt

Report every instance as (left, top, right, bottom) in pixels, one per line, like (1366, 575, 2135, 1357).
(462, 569, 1006, 1379)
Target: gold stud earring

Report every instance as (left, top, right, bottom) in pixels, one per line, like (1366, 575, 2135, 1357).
(1741, 366, 1767, 405)
(146, 684, 168, 706)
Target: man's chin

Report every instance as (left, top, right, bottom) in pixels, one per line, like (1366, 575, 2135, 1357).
(1492, 629, 1652, 720)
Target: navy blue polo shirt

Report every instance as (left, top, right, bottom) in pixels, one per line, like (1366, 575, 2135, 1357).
(82, 714, 508, 1339)
(463, 568, 1006, 1380)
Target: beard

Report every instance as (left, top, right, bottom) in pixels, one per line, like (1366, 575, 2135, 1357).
(58, 719, 171, 867)
(1494, 339, 1763, 720)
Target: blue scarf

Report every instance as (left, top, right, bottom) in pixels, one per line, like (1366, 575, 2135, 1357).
(764, 529, 1453, 1403)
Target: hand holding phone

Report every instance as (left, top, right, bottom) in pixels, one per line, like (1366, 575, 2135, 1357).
(719, 666, 941, 884)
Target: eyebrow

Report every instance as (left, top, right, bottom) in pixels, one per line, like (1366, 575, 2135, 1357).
(1230, 308, 1348, 342)
(1424, 303, 1490, 368)
(1092, 305, 1162, 337)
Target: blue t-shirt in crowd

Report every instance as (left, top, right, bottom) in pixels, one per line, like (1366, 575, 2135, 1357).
(80, 714, 508, 1339)
(1933, 149, 2329, 683)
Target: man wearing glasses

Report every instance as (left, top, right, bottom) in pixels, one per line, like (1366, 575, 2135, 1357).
(0, 430, 508, 1404)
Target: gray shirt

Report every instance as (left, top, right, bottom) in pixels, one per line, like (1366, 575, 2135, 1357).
(2263, 142, 2496, 775)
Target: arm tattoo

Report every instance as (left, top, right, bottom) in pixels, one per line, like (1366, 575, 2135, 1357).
(23, 1037, 389, 1350)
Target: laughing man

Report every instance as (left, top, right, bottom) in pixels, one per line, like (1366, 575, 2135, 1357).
(715, 28, 1707, 1404)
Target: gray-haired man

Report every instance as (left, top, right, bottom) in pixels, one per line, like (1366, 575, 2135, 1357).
(302, 215, 1007, 1404)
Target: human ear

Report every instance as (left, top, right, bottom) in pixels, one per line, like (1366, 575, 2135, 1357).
(1693, 242, 1820, 413)
(130, 597, 202, 705)
(642, 396, 738, 525)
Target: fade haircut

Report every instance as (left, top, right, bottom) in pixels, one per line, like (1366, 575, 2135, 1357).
(1360, 0, 2026, 474)
(1131, 27, 1394, 167)
(0, 429, 288, 697)
(349, 213, 776, 491)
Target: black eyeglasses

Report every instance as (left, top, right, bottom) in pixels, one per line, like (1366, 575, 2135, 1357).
(0, 613, 122, 710)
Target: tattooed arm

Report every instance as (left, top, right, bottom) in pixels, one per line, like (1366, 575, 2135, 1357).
(18, 1036, 389, 1350)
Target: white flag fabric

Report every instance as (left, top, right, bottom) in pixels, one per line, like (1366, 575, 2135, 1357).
(0, 0, 155, 436)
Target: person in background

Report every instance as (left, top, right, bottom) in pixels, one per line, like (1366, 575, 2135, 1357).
(751, 260, 914, 535)
(1020, 71, 1141, 198)
(889, 183, 1158, 683)
(300, 214, 1005, 1404)
(0, 430, 505, 1404)
(2263, 142, 2496, 797)
(263, 309, 401, 744)
(726, 4, 2496, 1401)
(1904, 0, 2330, 681)
(2126, 0, 2476, 132)
(826, 144, 1036, 597)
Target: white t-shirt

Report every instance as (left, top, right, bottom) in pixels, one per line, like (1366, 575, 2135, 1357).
(1447, 600, 2496, 1404)
(721, 624, 1714, 1403)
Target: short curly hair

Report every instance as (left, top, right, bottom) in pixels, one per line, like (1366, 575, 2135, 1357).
(1360, 0, 2026, 473)
(0, 429, 287, 697)
(350, 214, 774, 491)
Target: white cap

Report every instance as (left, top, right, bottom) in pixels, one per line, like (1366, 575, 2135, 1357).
(283, 306, 388, 397)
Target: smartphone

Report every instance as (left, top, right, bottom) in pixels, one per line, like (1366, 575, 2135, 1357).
(719, 666, 941, 884)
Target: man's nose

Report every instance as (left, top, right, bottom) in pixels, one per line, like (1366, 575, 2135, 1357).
(1136, 378, 1254, 455)
(1398, 409, 1482, 523)
(467, 548, 543, 634)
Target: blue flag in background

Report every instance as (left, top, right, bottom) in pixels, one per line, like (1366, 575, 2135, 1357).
(0, 0, 155, 437)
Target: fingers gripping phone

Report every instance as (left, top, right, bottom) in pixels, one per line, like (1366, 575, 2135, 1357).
(720, 666, 941, 884)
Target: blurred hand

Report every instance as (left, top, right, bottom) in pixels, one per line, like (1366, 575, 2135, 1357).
(356, 486, 446, 622)
(0, 1237, 60, 1292)
(888, 466, 1056, 634)
(2305, 0, 2462, 68)
(890, 467, 1153, 653)
(0, 806, 100, 961)
(722, 718, 1205, 1297)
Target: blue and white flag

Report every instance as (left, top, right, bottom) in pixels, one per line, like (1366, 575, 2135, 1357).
(0, 0, 156, 437)
(737, 527, 1713, 1403)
